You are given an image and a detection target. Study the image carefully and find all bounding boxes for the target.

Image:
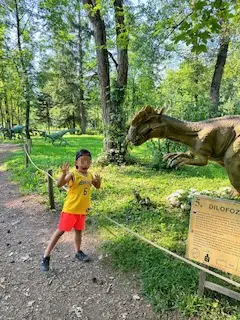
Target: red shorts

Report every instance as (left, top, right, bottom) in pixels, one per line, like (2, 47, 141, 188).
(58, 212, 86, 231)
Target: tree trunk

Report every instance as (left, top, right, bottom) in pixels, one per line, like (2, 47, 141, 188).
(79, 100, 86, 134)
(114, 0, 128, 89)
(83, 0, 128, 163)
(72, 111, 76, 133)
(10, 97, 14, 126)
(77, 0, 86, 134)
(108, 0, 129, 163)
(17, 100, 21, 124)
(47, 102, 51, 135)
(210, 33, 229, 117)
(15, 0, 31, 140)
(82, 0, 111, 151)
(4, 91, 11, 129)
(0, 99, 4, 127)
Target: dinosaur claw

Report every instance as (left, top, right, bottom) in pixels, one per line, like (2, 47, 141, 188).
(170, 160, 176, 167)
(163, 153, 175, 161)
(168, 159, 178, 168)
(162, 155, 169, 161)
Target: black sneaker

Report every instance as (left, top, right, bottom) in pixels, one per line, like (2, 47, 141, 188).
(75, 250, 90, 262)
(41, 256, 50, 271)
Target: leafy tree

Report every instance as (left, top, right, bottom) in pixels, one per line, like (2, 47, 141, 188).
(83, 0, 129, 163)
(1, 0, 38, 142)
(163, 0, 239, 116)
(35, 92, 53, 132)
(159, 58, 211, 120)
(220, 44, 240, 115)
(0, 5, 24, 128)
(39, 0, 93, 133)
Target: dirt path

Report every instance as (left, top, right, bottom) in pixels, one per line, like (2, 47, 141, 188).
(0, 143, 161, 320)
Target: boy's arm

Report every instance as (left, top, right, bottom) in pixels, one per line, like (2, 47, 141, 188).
(92, 174, 102, 189)
(56, 162, 73, 187)
(57, 172, 73, 188)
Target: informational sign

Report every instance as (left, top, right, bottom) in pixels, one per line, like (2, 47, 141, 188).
(186, 195, 240, 276)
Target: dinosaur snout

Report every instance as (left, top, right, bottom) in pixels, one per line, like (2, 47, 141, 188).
(127, 127, 137, 145)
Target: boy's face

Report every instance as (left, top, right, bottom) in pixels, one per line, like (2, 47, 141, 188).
(76, 155, 91, 173)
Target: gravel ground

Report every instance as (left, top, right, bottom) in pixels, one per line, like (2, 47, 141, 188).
(0, 143, 171, 320)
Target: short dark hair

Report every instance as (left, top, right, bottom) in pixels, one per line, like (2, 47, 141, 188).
(75, 149, 92, 160)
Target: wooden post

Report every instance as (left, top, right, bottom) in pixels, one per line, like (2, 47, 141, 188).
(25, 143, 29, 168)
(205, 281, 240, 301)
(27, 138, 32, 154)
(47, 169, 55, 209)
(198, 270, 206, 296)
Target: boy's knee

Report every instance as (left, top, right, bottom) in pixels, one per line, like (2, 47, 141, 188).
(56, 229, 65, 236)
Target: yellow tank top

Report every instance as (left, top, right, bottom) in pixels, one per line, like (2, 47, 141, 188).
(62, 170, 93, 215)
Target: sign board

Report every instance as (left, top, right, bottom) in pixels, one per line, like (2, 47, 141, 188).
(186, 195, 240, 277)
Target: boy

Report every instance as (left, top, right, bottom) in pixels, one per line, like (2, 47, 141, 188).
(41, 149, 101, 271)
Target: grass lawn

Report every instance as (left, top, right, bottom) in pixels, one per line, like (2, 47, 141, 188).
(3, 134, 240, 319)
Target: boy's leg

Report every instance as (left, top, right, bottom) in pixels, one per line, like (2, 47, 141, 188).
(42, 229, 64, 271)
(44, 229, 65, 257)
(44, 212, 76, 257)
(74, 229, 89, 261)
(74, 215, 89, 262)
(74, 229, 82, 253)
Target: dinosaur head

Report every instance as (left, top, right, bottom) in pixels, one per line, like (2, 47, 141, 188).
(127, 106, 165, 145)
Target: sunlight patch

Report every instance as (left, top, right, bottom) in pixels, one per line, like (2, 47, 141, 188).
(0, 163, 7, 171)
(4, 195, 39, 209)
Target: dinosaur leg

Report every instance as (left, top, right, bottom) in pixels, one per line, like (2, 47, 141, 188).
(164, 152, 208, 168)
(224, 143, 240, 195)
(62, 139, 68, 145)
(163, 152, 194, 162)
(174, 154, 208, 167)
(224, 167, 240, 196)
(163, 152, 194, 166)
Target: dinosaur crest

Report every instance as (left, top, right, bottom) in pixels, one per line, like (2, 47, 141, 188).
(131, 106, 164, 125)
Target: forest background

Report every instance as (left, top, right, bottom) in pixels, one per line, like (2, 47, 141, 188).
(1, 0, 240, 162)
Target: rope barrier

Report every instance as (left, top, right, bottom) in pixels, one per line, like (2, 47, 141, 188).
(102, 215, 240, 288)
(23, 144, 67, 192)
(23, 144, 240, 288)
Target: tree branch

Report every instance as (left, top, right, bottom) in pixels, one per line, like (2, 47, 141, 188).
(108, 51, 118, 69)
(167, 11, 193, 38)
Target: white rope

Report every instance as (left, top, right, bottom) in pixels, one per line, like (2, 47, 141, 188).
(23, 144, 68, 191)
(102, 217, 240, 288)
(23, 144, 240, 288)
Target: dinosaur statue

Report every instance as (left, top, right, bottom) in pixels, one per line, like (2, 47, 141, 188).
(0, 125, 25, 140)
(0, 127, 9, 139)
(0, 125, 37, 140)
(10, 125, 25, 139)
(41, 128, 75, 145)
(127, 105, 240, 195)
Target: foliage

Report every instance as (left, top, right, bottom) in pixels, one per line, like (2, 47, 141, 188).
(153, 0, 239, 54)
(158, 58, 212, 119)
(38, 0, 98, 131)
(1, 0, 240, 138)
(0, 0, 37, 132)
(34, 92, 53, 129)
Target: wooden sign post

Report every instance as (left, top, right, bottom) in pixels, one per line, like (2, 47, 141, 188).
(186, 195, 240, 301)
(47, 169, 55, 210)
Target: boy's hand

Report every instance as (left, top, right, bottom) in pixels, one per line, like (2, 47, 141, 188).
(56, 162, 72, 188)
(61, 162, 70, 175)
(92, 174, 102, 189)
(94, 174, 102, 183)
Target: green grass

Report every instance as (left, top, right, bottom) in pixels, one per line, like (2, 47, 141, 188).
(2, 135, 240, 319)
